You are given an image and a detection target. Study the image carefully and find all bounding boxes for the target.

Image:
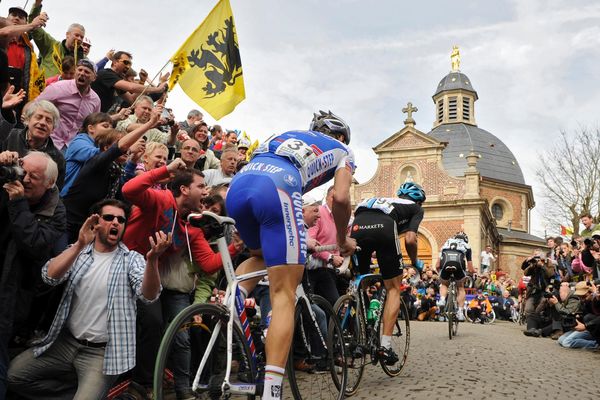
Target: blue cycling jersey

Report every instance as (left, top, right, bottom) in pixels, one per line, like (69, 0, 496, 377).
(252, 130, 355, 192)
(227, 130, 354, 266)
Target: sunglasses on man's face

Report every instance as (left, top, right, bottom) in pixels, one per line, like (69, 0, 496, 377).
(120, 59, 132, 66)
(101, 214, 127, 224)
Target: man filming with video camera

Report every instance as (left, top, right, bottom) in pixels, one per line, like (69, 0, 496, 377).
(0, 150, 66, 398)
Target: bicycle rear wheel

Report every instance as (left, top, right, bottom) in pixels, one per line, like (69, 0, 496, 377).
(287, 295, 347, 400)
(446, 289, 456, 340)
(333, 294, 365, 396)
(154, 303, 256, 400)
(377, 298, 410, 377)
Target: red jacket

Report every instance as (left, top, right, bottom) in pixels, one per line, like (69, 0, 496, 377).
(122, 166, 235, 274)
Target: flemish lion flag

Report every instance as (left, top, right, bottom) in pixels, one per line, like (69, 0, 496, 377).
(168, 0, 245, 120)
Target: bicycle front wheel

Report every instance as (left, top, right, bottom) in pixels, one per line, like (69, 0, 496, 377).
(377, 298, 410, 377)
(153, 303, 256, 400)
(287, 295, 347, 400)
(333, 293, 365, 396)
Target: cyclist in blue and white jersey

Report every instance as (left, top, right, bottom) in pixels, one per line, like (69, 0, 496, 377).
(226, 111, 357, 400)
(350, 182, 426, 364)
(436, 232, 475, 321)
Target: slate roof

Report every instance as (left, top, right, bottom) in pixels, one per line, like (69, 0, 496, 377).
(433, 71, 478, 98)
(497, 228, 545, 244)
(428, 123, 525, 185)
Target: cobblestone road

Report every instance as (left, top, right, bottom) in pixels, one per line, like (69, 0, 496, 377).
(351, 320, 598, 400)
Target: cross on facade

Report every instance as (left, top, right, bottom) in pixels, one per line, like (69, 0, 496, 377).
(402, 102, 418, 126)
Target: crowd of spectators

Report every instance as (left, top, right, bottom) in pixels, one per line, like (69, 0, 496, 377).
(0, 2, 255, 398)
(521, 224, 600, 351)
(1, 2, 599, 398)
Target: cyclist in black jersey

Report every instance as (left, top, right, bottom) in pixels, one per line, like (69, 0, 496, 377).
(436, 232, 475, 321)
(350, 182, 425, 364)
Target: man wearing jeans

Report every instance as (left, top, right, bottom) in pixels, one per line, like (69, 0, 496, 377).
(7, 199, 168, 399)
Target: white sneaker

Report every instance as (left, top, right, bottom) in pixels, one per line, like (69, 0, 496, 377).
(456, 309, 465, 322)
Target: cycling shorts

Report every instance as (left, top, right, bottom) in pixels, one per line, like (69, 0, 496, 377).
(350, 210, 403, 280)
(226, 155, 307, 267)
(440, 266, 467, 281)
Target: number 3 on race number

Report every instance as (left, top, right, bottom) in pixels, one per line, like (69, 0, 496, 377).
(275, 138, 316, 168)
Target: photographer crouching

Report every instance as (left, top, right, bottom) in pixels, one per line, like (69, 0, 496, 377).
(0, 151, 66, 398)
(523, 250, 581, 338)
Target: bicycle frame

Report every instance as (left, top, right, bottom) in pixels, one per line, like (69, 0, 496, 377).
(187, 212, 266, 396)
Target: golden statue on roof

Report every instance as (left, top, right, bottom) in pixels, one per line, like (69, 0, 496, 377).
(451, 45, 460, 72)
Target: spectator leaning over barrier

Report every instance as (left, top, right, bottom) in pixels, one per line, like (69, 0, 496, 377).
(37, 59, 100, 152)
(7, 199, 169, 400)
(202, 144, 237, 187)
(121, 164, 243, 395)
(1, 99, 65, 189)
(28, 0, 85, 78)
(0, 151, 65, 398)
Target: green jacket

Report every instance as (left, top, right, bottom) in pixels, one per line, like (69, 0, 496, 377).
(28, 4, 85, 77)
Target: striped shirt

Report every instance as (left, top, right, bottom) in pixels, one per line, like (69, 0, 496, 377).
(33, 241, 160, 375)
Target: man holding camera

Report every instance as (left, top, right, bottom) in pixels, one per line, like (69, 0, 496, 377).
(116, 96, 177, 146)
(521, 250, 557, 337)
(0, 151, 65, 397)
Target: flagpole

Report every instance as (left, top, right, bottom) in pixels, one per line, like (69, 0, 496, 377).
(129, 59, 172, 108)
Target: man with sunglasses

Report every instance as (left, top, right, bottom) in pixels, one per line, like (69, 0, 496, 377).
(7, 199, 170, 399)
(91, 51, 168, 112)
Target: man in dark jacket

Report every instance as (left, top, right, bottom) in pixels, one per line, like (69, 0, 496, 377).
(1, 99, 65, 189)
(521, 250, 556, 336)
(0, 150, 66, 398)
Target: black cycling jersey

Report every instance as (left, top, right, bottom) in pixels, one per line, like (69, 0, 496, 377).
(351, 197, 423, 280)
(355, 197, 424, 234)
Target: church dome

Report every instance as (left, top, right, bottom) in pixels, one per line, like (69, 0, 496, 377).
(428, 123, 525, 185)
(433, 71, 478, 99)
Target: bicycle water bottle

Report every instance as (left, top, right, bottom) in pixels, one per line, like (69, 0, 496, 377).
(367, 299, 381, 324)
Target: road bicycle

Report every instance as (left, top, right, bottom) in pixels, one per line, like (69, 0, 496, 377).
(444, 266, 460, 340)
(153, 211, 346, 400)
(333, 254, 410, 396)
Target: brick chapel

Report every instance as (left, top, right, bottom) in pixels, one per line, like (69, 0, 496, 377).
(350, 50, 545, 278)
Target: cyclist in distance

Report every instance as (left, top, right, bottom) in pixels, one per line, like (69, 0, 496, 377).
(226, 110, 357, 400)
(437, 232, 475, 321)
(350, 182, 426, 364)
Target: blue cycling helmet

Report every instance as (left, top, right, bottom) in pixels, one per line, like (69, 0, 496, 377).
(310, 110, 351, 145)
(396, 182, 426, 203)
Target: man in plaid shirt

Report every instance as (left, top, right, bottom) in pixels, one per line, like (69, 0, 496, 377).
(7, 199, 170, 399)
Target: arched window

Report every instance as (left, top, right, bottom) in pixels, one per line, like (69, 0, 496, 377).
(492, 203, 504, 221)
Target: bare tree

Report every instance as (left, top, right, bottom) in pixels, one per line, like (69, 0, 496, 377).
(536, 127, 600, 236)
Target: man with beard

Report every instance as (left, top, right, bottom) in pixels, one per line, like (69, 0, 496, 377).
(7, 199, 169, 400)
(37, 59, 100, 152)
(1, 99, 65, 189)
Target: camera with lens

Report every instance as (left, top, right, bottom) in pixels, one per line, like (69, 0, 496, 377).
(543, 284, 559, 299)
(0, 164, 25, 184)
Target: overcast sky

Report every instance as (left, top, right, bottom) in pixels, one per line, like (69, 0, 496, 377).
(5, 0, 600, 236)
